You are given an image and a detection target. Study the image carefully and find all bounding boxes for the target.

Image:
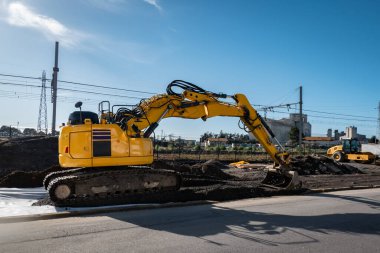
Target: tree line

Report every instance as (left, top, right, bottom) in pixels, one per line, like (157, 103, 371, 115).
(0, 125, 46, 137)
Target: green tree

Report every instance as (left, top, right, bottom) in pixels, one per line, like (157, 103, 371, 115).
(289, 127, 300, 145)
(23, 128, 38, 136)
(193, 144, 201, 151)
(369, 136, 379, 144)
(0, 125, 21, 136)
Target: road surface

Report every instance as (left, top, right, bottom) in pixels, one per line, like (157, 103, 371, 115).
(1, 188, 380, 253)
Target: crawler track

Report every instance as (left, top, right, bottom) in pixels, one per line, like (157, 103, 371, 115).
(46, 168, 182, 207)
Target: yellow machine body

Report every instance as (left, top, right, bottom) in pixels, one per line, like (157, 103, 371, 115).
(59, 92, 290, 169)
(59, 119, 153, 168)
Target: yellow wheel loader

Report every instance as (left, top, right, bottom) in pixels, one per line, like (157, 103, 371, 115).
(44, 80, 301, 206)
(327, 138, 376, 163)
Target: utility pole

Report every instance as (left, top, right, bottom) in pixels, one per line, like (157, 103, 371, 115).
(51, 42, 59, 136)
(298, 85, 303, 146)
(377, 101, 380, 143)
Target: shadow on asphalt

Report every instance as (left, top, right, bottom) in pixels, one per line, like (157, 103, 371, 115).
(105, 192, 380, 246)
(314, 192, 380, 210)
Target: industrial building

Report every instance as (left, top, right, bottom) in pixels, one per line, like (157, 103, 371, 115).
(266, 113, 312, 144)
(328, 126, 367, 142)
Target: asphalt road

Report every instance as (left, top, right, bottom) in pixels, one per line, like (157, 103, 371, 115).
(1, 188, 380, 253)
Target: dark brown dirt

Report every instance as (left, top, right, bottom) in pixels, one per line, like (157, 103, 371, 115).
(0, 136, 58, 172)
(290, 155, 362, 175)
(153, 159, 234, 180)
(0, 165, 61, 188)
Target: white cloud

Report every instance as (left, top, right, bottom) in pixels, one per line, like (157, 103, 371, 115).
(4, 2, 85, 47)
(144, 0, 162, 12)
(0, 1, 167, 64)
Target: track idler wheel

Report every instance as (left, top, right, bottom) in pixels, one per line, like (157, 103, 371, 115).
(47, 176, 76, 202)
(54, 184, 72, 200)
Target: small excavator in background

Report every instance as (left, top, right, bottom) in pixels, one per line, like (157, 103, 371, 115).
(327, 138, 376, 163)
(44, 80, 300, 206)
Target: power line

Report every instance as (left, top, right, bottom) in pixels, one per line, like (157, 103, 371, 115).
(254, 102, 377, 120)
(57, 80, 156, 95)
(0, 73, 42, 80)
(259, 109, 377, 122)
(58, 87, 146, 100)
(0, 81, 42, 89)
(0, 75, 378, 124)
(0, 81, 146, 100)
(302, 109, 377, 120)
(0, 73, 156, 95)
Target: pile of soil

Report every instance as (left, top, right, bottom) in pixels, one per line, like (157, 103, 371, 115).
(0, 165, 61, 188)
(290, 155, 362, 175)
(0, 136, 58, 172)
(153, 159, 234, 180)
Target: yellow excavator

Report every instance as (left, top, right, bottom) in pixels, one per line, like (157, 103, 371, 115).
(44, 80, 300, 206)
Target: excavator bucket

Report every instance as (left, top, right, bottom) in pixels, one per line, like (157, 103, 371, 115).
(260, 166, 301, 190)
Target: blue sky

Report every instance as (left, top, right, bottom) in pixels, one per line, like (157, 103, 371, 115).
(0, 0, 379, 139)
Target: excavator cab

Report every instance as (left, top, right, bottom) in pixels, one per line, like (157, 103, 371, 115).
(68, 111, 99, 125)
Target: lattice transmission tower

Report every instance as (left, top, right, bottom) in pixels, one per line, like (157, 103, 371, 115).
(37, 70, 48, 134)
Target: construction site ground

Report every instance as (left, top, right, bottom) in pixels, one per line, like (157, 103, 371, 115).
(1, 137, 380, 216)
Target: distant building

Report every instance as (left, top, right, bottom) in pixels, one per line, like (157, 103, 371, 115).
(204, 138, 228, 147)
(327, 129, 332, 138)
(303, 136, 340, 147)
(181, 139, 197, 146)
(345, 126, 357, 139)
(265, 113, 312, 144)
(334, 129, 345, 140)
(339, 126, 367, 142)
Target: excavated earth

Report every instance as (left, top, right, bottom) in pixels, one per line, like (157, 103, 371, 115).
(0, 137, 380, 206)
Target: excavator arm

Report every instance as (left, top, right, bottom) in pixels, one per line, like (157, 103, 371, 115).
(116, 80, 290, 168)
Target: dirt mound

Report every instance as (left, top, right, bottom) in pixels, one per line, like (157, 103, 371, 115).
(290, 155, 362, 175)
(0, 136, 58, 171)
(190, 160, 234, 179)
(152, 160, 192, 173)
(0, 165, 61, 188)
(153, 159, 234, 180)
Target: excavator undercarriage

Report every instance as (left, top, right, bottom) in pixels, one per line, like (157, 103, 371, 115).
(44, 80, 300, 206)
(45, 167, 181, 206)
